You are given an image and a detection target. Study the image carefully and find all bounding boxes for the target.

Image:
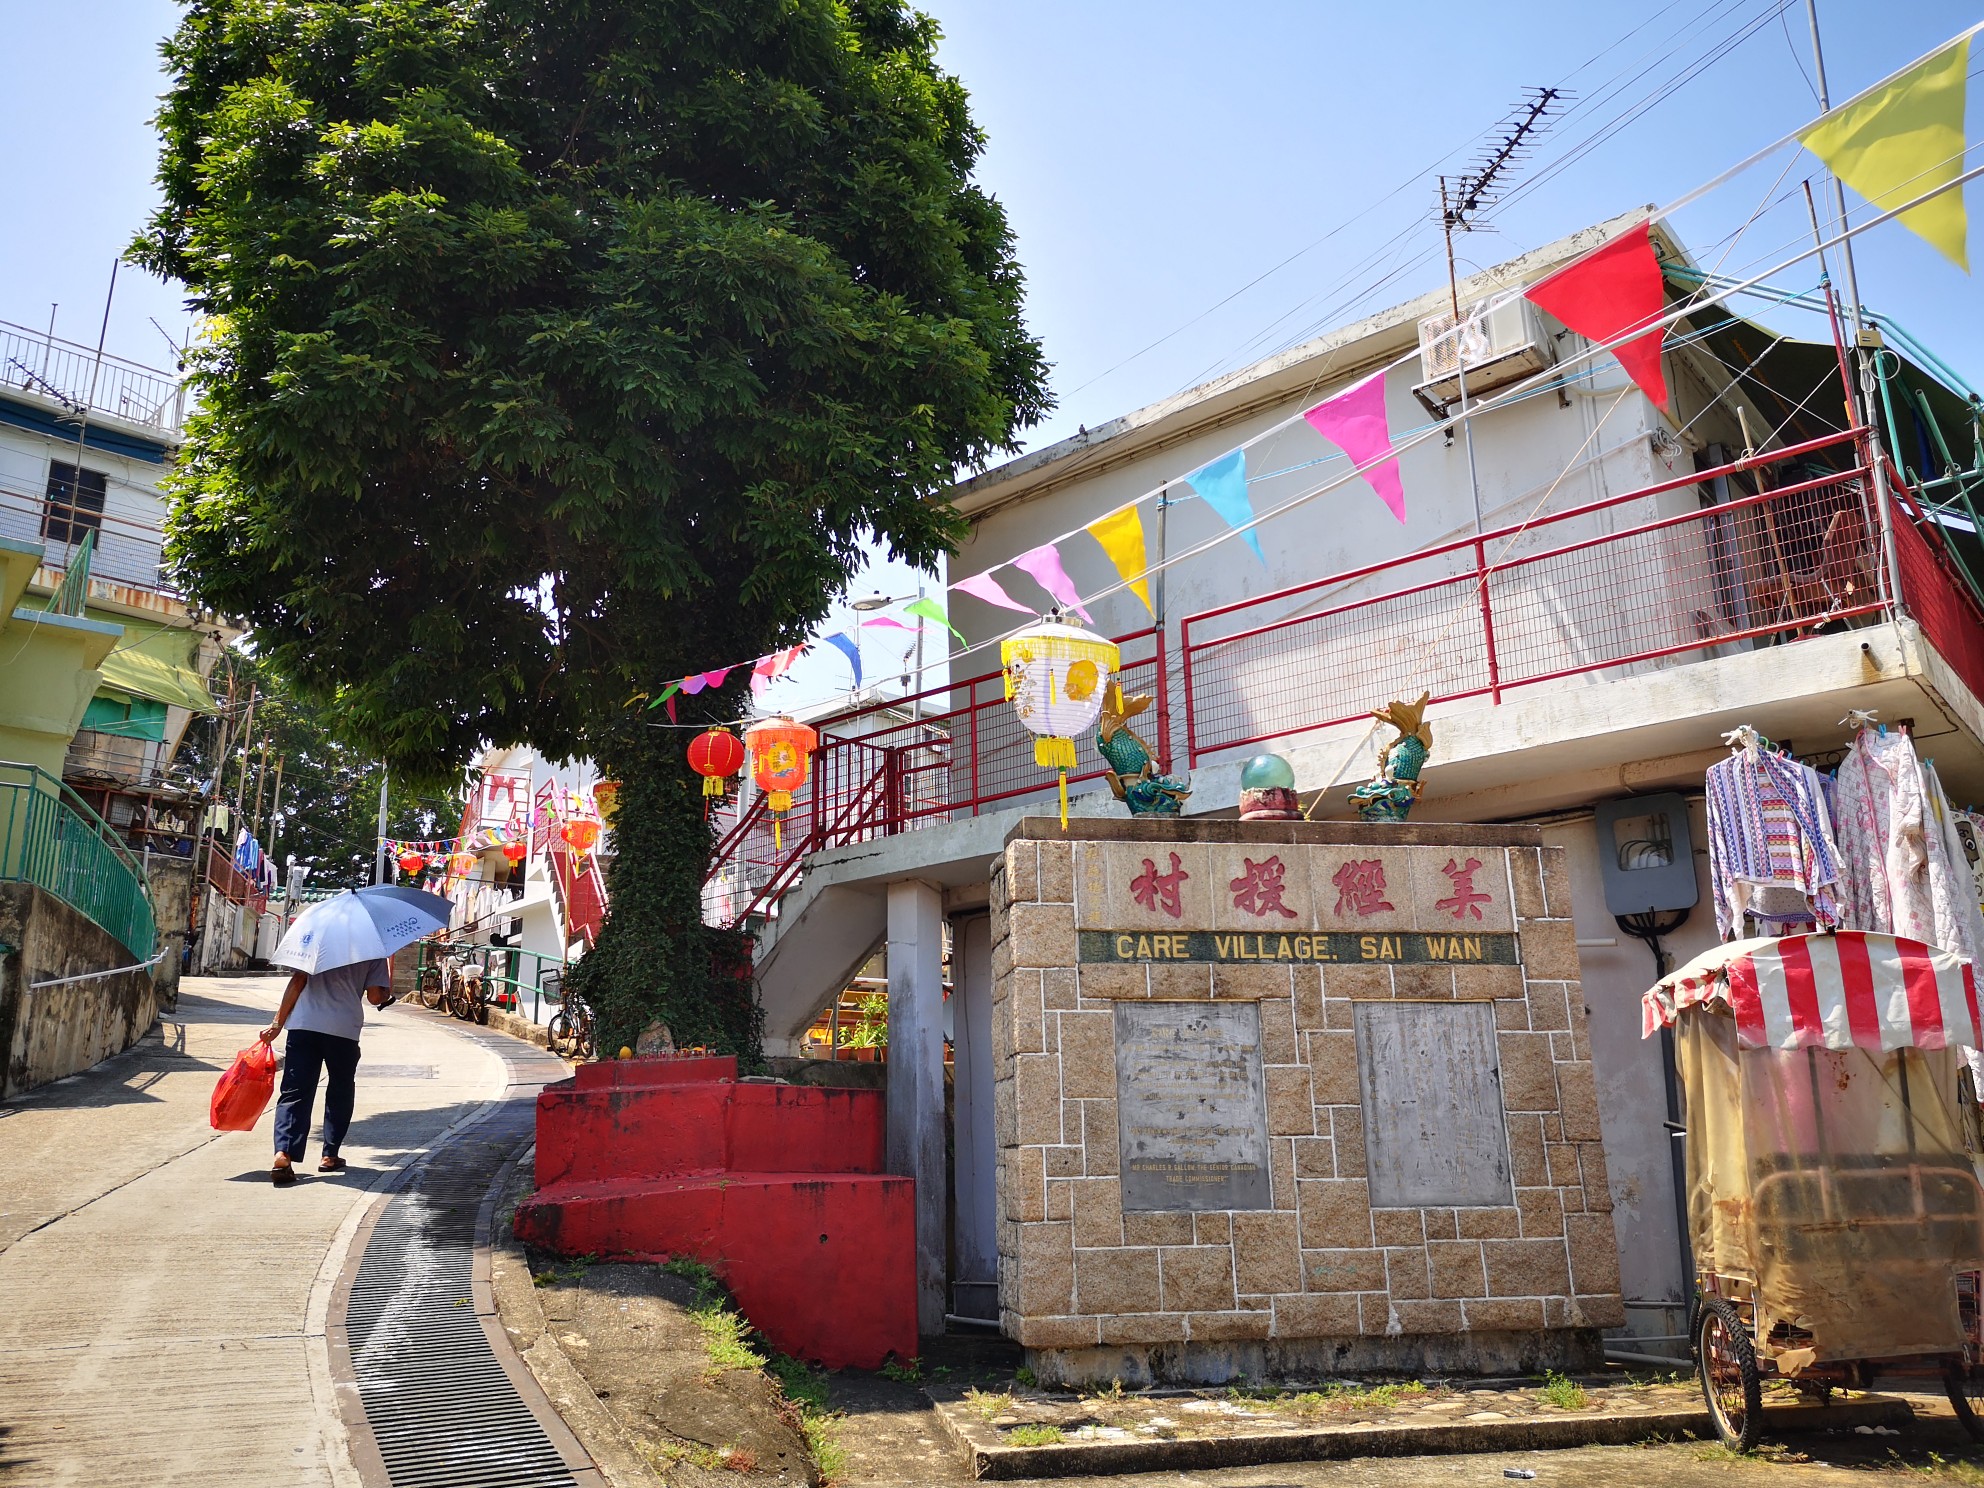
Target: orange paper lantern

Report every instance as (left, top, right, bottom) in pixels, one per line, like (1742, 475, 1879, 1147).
(448, 851, 476, 877)
(560, 817, 601, 855)
(744, 716, 818, 850)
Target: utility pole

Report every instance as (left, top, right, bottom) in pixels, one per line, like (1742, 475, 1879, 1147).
(230, 682, 258, 836)
(249, 739, 271, 841)
(373, 766, 390, 885)
(261, 757, 285, 861)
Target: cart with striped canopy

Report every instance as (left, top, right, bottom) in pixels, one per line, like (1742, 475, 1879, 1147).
(1643, 931, 1984, 1450)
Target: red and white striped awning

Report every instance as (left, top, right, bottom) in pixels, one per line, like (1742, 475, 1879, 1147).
(1642, 931, 1982, 1051)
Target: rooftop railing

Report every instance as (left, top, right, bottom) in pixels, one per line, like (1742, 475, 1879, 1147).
(0, 320, 185, 435)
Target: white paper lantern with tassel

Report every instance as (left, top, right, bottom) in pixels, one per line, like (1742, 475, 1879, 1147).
(1001, 620, 1120, 826)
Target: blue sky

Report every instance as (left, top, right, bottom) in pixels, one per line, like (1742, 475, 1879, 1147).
(5, 1, 1978, 710)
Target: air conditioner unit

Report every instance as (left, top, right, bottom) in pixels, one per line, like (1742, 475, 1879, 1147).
(1412, 297, 1555, 413)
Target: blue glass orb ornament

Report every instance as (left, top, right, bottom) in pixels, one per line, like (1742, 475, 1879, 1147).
(1240, 754, 1296, 791)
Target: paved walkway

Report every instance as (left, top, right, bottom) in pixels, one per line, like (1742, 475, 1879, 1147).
(0, 975, 511, 1486)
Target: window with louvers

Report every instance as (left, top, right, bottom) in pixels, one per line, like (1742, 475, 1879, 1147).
(43, 461, 107, 545)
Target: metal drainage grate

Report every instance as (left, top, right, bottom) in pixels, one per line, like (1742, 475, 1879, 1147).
(345, 1046, 575, 1487)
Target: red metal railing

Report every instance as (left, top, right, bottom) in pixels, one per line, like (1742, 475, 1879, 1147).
(1888, 461, 1984, 707)
(703, 628, 1164, 926)
(1180, 430, 1889, 764)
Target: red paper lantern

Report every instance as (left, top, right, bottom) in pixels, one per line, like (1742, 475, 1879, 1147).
(397, 850, 426, 876)
(501, 840, 528, 864)
(560, 817, 601, 855)
(687, 728, 746, 799)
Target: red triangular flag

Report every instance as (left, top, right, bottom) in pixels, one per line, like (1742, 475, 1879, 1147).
(1523, 220, 1669, 410)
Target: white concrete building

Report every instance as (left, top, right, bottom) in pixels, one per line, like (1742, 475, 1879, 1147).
(704, 211, 1984, 1352)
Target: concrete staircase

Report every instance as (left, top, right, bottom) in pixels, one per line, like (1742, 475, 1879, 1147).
(513, 1055, 917, 1369)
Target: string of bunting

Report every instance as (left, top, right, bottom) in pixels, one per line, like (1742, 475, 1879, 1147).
(625, 26, 1975, 720)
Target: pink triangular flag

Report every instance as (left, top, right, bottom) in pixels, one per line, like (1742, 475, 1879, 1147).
(861, 616, 916, 630)
(680, 673, 710, 695)
(700, 667, 732, 689)
(1012, 543, 1092, 623)
(1303, 369, 1407, 524)
(952, 570, 1034, 615)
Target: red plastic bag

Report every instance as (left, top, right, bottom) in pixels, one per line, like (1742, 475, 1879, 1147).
(211, 1040, 279, 1132)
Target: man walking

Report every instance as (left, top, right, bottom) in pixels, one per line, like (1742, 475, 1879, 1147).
(260, 960, 394, 1185)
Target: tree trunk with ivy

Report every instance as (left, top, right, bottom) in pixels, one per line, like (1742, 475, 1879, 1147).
(567, 706, 761, 1065)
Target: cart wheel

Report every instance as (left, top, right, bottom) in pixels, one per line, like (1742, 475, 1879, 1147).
(1946, 1364, 1984, 1441)
(1697, 1296, 1762, 1452)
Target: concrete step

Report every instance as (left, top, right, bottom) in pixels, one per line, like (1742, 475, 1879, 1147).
(534, 1080, 886, 1188)
(514, 1172, 917, 1370)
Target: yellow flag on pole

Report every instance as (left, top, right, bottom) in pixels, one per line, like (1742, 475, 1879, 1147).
(1085, 507, 1150, 612)
(1798, 37, 1970, 270)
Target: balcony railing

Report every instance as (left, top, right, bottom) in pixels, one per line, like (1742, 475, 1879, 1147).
(0, 479, 170, 595)
(703, 629, 1165, 927)
(0, 762, 157, 959)
(0, 320, 185, 435)
(1180, 430, 1887, 765)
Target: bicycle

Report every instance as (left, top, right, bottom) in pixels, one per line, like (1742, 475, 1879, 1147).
(447, 959, 490, 1024)
(415, 959, 447, 1010)
(545, 975, 594, 1061)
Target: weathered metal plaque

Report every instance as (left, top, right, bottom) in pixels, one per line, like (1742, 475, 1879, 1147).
(1114, 1002, 1272, 1211)
(1355, 1001, 1514, 1208)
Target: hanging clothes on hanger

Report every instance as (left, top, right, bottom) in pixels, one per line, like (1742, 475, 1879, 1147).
(1955, 810, 1984, 920)
(1705, 737, 1842, 939)
(1923, 762, 1984, 965)
(1833, 726, 1937, 944)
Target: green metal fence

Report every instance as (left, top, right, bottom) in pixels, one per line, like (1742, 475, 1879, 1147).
(0, 762, 157, 960)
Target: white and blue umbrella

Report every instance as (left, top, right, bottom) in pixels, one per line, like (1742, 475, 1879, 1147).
(272, 886, 454, 974)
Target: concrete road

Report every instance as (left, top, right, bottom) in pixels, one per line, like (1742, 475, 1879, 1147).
(0, 975, 509, 1486)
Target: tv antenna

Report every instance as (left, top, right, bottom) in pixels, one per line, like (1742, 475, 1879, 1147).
(1435, 87, 1566, 533)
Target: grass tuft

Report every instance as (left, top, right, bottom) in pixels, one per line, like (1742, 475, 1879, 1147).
(1006, 1424, 1065, 1446)
(1014, 1365, 1037, 1388)
(880, 1357, 923, 1384)
(964, 1387, 1014, 1421)
(1539, 1372, 1590, 1411)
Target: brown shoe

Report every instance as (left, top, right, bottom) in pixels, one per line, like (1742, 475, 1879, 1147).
(272, 1159, 296, 1187)
(318, 1153, 346, 1174)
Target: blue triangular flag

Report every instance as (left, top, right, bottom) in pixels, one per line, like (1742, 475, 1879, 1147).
(822, 630, 862, 689)
(1184, 448, 1263, 563)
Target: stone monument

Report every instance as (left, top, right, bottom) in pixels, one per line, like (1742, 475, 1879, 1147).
(989, 817, 1621, 1386)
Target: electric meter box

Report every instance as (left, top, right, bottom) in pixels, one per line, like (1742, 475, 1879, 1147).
(1594, 793, 1699, 916)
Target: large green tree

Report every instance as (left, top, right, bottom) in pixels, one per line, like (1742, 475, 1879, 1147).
(137, 0, 1048, 1056)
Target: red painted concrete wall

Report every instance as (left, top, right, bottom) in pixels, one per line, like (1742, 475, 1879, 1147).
(517, 1056, 916, 1369)
(515, 1172, 917, 1369)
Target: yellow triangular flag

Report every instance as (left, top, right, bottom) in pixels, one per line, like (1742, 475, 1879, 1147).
(1799, 36, 1970, 270)
(1086, 506, 1150, 612)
